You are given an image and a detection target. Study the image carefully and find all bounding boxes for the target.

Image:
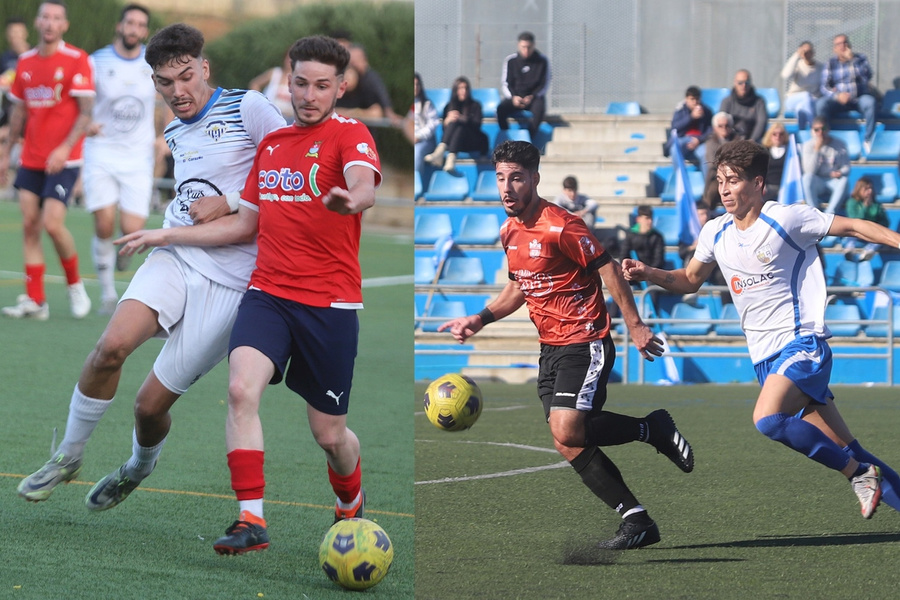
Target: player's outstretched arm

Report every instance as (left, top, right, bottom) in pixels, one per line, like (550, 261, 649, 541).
(829, 215, 900, 249)
(323, 165, 377, 215)
(598, 259, 663, 361)
(116, 206, 258, 255)
(622, 257, 712, 294)
(437, 281, 526, 343)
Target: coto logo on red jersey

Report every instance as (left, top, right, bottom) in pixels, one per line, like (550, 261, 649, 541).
(259, 168, 305, 191)
(730, 272, 775, 295)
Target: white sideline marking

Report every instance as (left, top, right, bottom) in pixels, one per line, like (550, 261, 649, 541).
(415, 440, 567, 485)
(414, 404, 531, 417)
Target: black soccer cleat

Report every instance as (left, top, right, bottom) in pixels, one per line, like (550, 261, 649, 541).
(646, 409, 694, 473)
(597, 515, 661, 550)
(213, 511, 270, 555)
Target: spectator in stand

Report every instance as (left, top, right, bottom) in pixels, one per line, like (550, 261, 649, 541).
(335, 43, 402, 127)
(762, 123, 789, 201)
(720, 69, 768, 143)
(248, 50, 294, 123)
(816, 34, 876, 151)
(0, 17, 30, 190)
(424, 75, 486, 172)
(496, 31, 550, 138)
(781, 41, 824, 131)
(842, 177, 888, 261)
(553, 175, 599, 229)
(801, 116, 850, 214)
(413, 72, 439, 174)
(697, 111, 736, 185)
(620, 205, 665, 270)
(664, 85, 712, 164)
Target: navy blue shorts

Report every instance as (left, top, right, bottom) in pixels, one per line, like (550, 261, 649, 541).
(14, 166, 80, 206)
(229, 288, 359, 416)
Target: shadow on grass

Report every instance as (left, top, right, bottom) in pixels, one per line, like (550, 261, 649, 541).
(668, 531, 900, 550)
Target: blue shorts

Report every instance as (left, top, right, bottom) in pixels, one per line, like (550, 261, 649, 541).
(229, 289, 359, 416)
(753, 335, 834, 405)
(14, 166, 80, 205)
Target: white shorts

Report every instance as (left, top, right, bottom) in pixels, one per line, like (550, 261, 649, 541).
(121, 249, 244, 394)
(82, 157, 154, 217)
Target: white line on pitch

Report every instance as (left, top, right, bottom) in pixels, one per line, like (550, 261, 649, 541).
(414, 404, 531, 417)
(416, 460, 569, 485)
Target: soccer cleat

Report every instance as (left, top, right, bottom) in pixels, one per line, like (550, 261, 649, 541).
(645, 409, 694, 473)
(17, 453, 82, 501)
(85, 465, 141, 511)
(597, 515, 661, 550)
(334, 489, 366, 523)
(851, 464, 882, 519)
(213, 511, 270, 555)
(2, 294, 49, 321)
(115, 252, 132, 272)
(67, 281, 91, 319)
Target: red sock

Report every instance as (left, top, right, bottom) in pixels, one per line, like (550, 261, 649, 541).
(25, 264, 45, 305)
(328, 457, 361, 504)
(227, 449, 265, 501)
(60, 254, 81, 286)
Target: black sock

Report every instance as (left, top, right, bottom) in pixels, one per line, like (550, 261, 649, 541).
(584, 411, 647, 446)
(569, 446, 640, 515)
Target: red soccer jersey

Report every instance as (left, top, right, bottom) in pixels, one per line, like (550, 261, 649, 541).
(10, 42, 95, 169)
(500, 199, 612, 345)
(241, 113, 382, 307)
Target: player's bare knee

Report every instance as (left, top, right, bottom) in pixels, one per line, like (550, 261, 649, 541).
(88, 339, 130, 372)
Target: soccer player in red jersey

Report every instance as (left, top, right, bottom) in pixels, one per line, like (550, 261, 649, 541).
(439, 140, 693, 550)
(117, 35, 380, 554)
(0, 0, 93, 320)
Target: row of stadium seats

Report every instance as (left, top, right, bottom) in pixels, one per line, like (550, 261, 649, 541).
(414, 249, 506, 285)
(414, 210, 503, 245)
(416, 168, 500, 203)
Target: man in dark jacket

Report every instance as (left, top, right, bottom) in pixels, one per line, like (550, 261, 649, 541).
(664, 85, 712, 163)
(719, 69, 768, 143)
(496, 31, 550, 137)
(620, 205, 665, 271)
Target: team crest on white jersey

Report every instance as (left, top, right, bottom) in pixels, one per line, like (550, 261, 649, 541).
(306, 141, 323, 158)
(205, 120, 228, 142)
(756, 244, 774, 264)
(529, 239, 542, 258)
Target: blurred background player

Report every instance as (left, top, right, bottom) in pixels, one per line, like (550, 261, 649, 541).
(83, 3, 164, 314)
(0, 0, 93, 320)
(0, 16, 30, 192)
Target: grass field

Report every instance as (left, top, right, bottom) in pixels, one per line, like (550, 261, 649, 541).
(415, 381, 900, 599)
(0, 201, 414, 598)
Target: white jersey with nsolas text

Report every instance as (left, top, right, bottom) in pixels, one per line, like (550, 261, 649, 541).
(693, 201, 835, 364)
(158, 87, 286, 291)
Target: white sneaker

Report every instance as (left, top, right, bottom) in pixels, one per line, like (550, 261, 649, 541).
(2, 294, 49, 320)
(67, 281, 91, 319)
(97, 296, 118, 316)
(851, 464, 882, 519)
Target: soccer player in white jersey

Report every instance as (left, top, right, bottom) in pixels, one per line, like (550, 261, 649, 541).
(83, 4, 163, 313)
(17, 24, 285, 510)
(623, 139, 900, 519)
(117, 35, 381, 555)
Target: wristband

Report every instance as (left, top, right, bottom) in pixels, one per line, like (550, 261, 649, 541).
(225, 191, 241, 212)
(478, 308, 496, 325)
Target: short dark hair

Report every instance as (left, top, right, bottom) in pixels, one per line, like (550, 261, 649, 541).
(563, 176, 578, 191)
(289, 35, 350, 76)
(492, 140, 541, 173)
(145, 23, 204, 71)
(518, 31, 535, 44)
(120, 3, 150, 22)
(39, 0, 67, 15)
(636, 205, 653, 219)
(685, 86, 701, 100)
(714, 140, 769, 182)
(5, 16, 26, 27)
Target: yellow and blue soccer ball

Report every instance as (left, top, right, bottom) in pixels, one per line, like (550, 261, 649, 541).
(319, 518, 393, 590)
(423, 373, 483, 431)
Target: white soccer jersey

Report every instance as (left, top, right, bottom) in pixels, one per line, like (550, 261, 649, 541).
(158, 88, 286, 291)
(84, 45, 157, 166)
(693, 201, 835, 363)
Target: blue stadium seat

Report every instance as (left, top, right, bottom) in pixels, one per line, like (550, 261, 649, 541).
(653, 211, 681, 246)
(439, 256, 485, 284)
(825, 303, 862, 337)
(414, 256, 437, 284)
(877, 89, 900, 120)
(833, 259, 875, 287)
(877, 260, 900, 292)
(864, 304, 900, 338)
(471, 88, 501, 118)
(714, 303, 743, 336)
(421, 300, 467, 332)
(494, 128, 532, 149)
(756, 87, 781, 118)
(848, 167, 899, 204)
(605, 101, 641, 116)
(470, 170, 500, 202)
(829, 129, 862, 160)
(415, 170, 423, 200)
(456, 213, 500, 245)
(426, 88, 451, 117)
(531, 121, 555, 154)
(663, 302, 713, 336)
(660, 167, 704, 202)
(481, 122, 501, 151)
(423, 171, 470, 202)
(863, 129, 900, 161)
(885, 208, 900, 231)
(700, 87, 729, 113)
(414, 212, 453, 245)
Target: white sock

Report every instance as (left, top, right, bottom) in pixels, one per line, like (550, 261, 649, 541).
(336, 491, 362, 510)
(92, 235, 117, 301)
(239, 499, 264, 520)
(622, 506, 646, 519)
(56, 385, 113, 458)
(124, 429, 165, 481)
